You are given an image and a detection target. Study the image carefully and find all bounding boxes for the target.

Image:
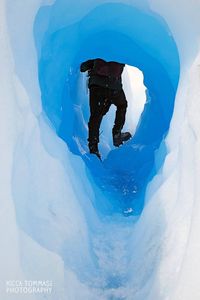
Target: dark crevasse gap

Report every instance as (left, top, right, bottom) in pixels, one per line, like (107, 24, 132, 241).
(34, 2, 180, 216)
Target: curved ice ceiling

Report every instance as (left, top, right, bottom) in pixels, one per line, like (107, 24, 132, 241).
(34, 2, 180, 215)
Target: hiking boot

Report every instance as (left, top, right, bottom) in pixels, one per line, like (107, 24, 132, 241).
(88, 141, 101, 160)
(113, 131, 132, 147)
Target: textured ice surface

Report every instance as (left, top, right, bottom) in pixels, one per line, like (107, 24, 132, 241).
(0, 0, 200, 299)
(34, 0, 180, 215)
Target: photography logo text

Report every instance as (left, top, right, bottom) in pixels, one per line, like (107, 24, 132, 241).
(6, 280, 53, 294)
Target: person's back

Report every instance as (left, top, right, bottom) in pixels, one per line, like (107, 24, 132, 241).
(80, 58, 131, 159)
(81, 58, 124, 89)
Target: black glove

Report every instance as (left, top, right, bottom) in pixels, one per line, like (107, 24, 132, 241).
(80, 60, 94, 72)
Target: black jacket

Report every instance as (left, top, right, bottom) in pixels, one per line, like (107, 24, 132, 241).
(80, 58, 125, 90)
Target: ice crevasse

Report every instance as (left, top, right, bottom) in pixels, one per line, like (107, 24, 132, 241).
(0, 0, 200, 299)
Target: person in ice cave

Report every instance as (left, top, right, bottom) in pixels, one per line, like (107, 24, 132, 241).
(80, 58, 132, 159)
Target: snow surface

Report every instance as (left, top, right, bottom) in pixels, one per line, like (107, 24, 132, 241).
(0, 0, 200, 299)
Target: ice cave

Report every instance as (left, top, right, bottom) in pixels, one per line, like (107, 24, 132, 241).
(1, 0, 200, 299)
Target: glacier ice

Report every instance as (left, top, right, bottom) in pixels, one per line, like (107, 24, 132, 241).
(0, 0, 200, 299)
(34, 0, 180, 215)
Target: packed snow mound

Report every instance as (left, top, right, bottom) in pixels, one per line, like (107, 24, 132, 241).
(0, 0, 200, 299)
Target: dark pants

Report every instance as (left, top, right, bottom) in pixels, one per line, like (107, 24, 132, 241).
(88, 85, 127, 143)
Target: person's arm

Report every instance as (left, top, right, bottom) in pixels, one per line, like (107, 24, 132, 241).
(80, 59, 94, 72)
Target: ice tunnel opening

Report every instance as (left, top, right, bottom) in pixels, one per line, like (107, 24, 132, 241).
(96, 65, 147, 158)
(34, 2, 180, 217)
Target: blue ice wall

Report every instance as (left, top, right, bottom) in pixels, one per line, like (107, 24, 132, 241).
(34, 2, 180, 215)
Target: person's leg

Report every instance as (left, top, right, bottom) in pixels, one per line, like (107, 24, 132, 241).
(88, 86, 111, 156)
(112, 89, 128, 134)
(112, 89, 131, 146)
(88, 86, 103, 144)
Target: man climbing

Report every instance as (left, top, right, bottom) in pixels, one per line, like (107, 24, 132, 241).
(80, 58, 131, 159)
